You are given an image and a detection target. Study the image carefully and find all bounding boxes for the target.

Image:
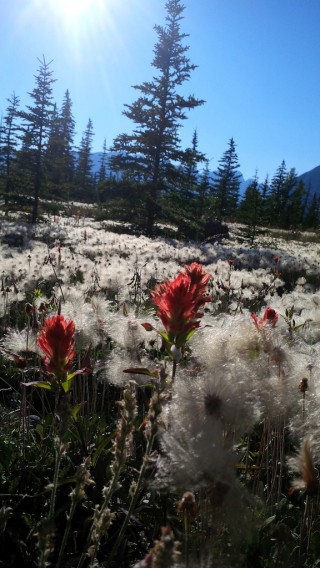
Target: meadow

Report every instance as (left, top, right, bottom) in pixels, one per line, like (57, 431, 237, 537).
(1, 207, 320, 567)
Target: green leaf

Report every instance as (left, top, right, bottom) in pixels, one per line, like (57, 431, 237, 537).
(21, 380, 53, 391)
(175, 328, 197, 349)
(262, 515, 276, 528)
(66, 368, 89, 381)
(61, 368, 89, 393)
(123, 367, 159, 378)
(92, 434, 113, 466)
(293, 323, 305, 331)
(158, 330, 170, 343)
(72, 402, 87, 421)
(61, 378, 73, 393)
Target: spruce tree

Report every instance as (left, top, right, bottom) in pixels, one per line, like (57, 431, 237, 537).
(98, 138, 108, 184)
(0, 92, 20, 213)
(45, 103, 62, 187)
(212, 137, 241, 220)
(286, 180, 306, 229)
(197, 159, 211, 219)
(19, 56, 56, 222)
(59, 89, 75, 185)
(259, 175, 271, 225)
(167, 130, 206, 237)
(237, 174, 262, 244)
(267, 160, 287, 227)
(111, 0, 204, 235)
(280, 168, 298, 228)
(15, 126, 35, 206)
(74, 118, 94, 200)
(45, 90, 75, 199)
(303, 193, 319, 229)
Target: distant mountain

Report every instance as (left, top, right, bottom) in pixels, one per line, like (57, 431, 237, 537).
(297, 165, 320, 196)
(237, 173, 253, 196)
(91, 152, 106, 174)
(89, 151, 253, 195)
(89, 152, 320, 199)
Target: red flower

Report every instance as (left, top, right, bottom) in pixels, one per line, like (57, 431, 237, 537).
(37, 315, 76, 377)
(184, 262, 211, 289)
(251, 307, 279, 330)
(151, 263, 211, 346)
(184, 262, 211, 306)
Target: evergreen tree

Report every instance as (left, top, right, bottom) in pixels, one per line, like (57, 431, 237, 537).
(266, 163, 303, 228)
(286, 179, 307, 228)
(45, 90, 75, 199)
(197, 159, 211, 219)
(279, 168, 299, 228)
(267, 160, 287, 226)
(15, 126, 35, 206)
(211, 137, 241, 220)
(259, 175, 271, 225)
(182, 130, 203, 187)
(98, 138, 108, 184)
(111, 0, 204, 235)
(45, 103, 62, 186)
(166, 130, 206, 237)
(0, 92, 20, 213)
(19, 56, 56, 222)
(237, 173, 262, 244)
(59, 89, 75, 185)
(303, 193, 320, 229)
(74, 118, 94, 200)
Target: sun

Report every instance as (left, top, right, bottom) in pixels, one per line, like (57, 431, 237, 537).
(47, 0, 105, 26)
(52, 0, 101, 24)
(36, 0, 116, 50)
(26, 0, 144, 72)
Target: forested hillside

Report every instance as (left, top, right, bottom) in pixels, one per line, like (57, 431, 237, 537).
(1, 0, 319, 237)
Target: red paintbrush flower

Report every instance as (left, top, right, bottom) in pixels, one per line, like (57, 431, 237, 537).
(37, 315, 76, 378)
(150, 263, 211, 347)
(183, 262, 211, 306)
(251, 307, 279, 331)
(184, 262, 211, 289)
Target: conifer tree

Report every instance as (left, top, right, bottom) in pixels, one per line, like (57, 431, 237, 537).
(197, 159, 211, 219)
(19, 56, 56, 222)
(111, 0, 204, 235)
(74, 118, 94, 200)
(182, 130, 203, 188)
(267, 160, 287, 226)
(15, 126, 35, 204)
(45, 103, 62, 186)
(280, 168, 298, 228)
(0, 92, 20, 213)
(286, 179, 307, 228)
(259, 175, 271, 225)
(98, 138, 108, 183)
(167, 130, 206, 237)
(45, 90, 75, 199)
(303, 193, 319, 229)
(59, 89, 75, 185)
(237, 174, 262, 243)
(212, 137, 241, 220)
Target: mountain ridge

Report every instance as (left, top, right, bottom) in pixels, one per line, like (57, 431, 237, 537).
(89, 152, 320, 196)
(297, 165, 320, 196)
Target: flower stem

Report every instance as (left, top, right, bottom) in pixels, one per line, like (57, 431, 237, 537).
(49, 437, 64, 521)
(77, 384, 136, 568)
(105, 432, 156, 567)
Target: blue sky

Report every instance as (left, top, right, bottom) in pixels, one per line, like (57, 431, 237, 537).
(1, 0, 320, 181)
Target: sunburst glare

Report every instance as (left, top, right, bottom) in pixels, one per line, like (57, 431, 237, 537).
(28, 0, 121, 47)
